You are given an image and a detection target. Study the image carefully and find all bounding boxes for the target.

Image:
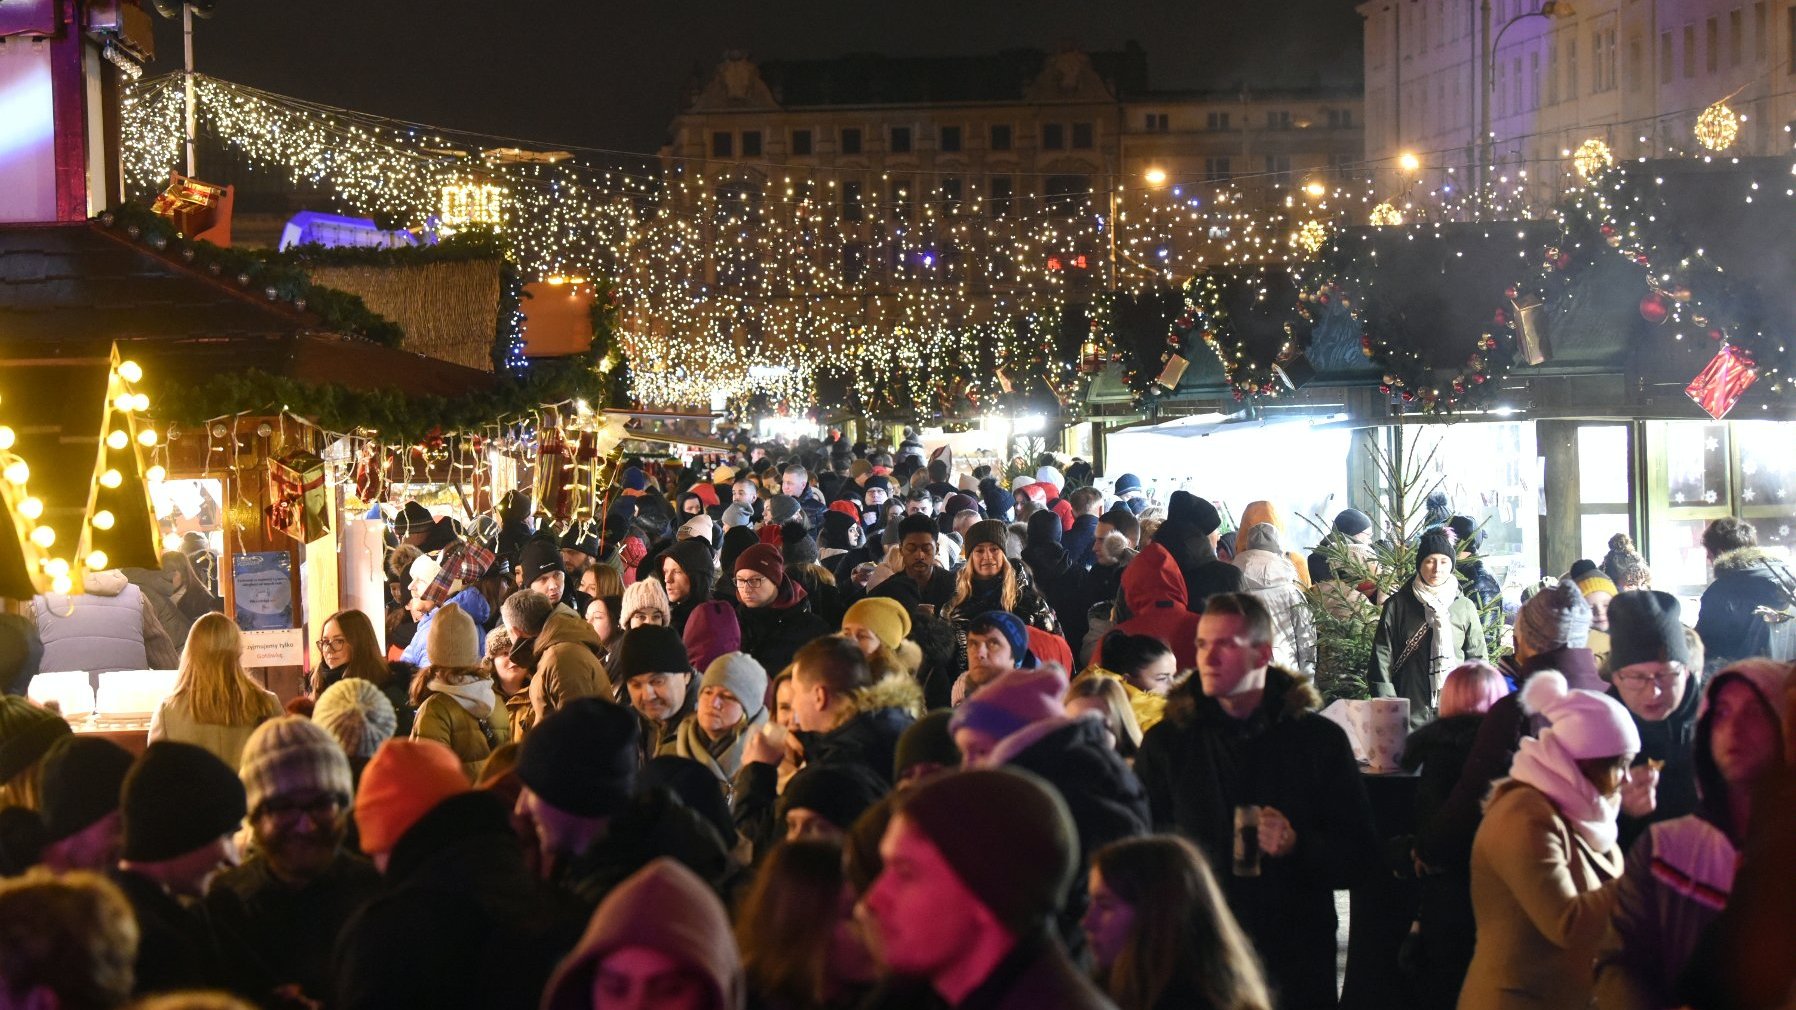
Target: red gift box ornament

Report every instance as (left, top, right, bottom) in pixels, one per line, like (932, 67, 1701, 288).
(534, 427, 574, 521)
(1685, 345, 1758, 420)
(268, 450, 331, 543)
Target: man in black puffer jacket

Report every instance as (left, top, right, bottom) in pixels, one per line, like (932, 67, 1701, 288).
(1151, 491, 1243, 613)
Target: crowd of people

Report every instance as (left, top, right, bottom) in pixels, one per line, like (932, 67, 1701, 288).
(0, 431, 1792, 1010)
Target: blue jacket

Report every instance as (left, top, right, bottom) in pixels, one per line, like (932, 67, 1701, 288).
(401, 588, 490, 667)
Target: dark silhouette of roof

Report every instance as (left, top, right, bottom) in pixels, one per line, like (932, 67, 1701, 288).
(756, 44, 1149, 107)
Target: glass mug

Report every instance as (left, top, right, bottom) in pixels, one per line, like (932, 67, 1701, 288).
(1233, 805, 1262, 878)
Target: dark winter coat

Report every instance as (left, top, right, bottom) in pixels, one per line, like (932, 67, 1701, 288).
(332, 791, 578, 1010)
(1398, 712, 1486, 1009)
(1134, 666, 1379, 1010)
(1695, 546, 1792, 670)
(1457, 557, 1503, 637)
(1368, 579, 1487, 728)
(996, 715, 1150, 958)
(735, 582, 831, 677)
(1020, 542, 1082, 642)
(1610, 670, 1703, 852)
(550, 787, 733, 912)
(1150, 516, 1242, 612)
(207, 850, 382, 1005)
(859, 930, 1117, 1010)
(114, 869, 230, 996)
(1063, 515, 1100, 570)
(791, 565, 848, 628)
(661, 538, 715, 633)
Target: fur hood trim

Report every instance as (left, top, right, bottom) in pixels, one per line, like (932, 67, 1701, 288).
(1165, 664, 1320, 727)
(1712, 546, 1788, 575)
(845, 672, 925, 720)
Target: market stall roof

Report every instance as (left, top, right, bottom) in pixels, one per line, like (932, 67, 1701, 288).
(0, 222, 497, 400)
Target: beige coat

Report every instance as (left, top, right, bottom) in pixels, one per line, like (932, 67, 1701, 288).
(148, 690, 280, 770)
(528, 609, 612, 725)
(1460, 781, 1624, 1010)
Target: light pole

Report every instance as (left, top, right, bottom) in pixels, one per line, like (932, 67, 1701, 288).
(1479, 0, 1574, 211)
(1107, 166, 1168, 291)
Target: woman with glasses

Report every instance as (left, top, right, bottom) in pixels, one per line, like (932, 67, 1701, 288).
(311, 609, 415, 737)
(149, 613, 282, 769)
(1604, 590, 1705, 850)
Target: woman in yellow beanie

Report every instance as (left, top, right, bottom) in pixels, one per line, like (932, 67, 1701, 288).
(839, 597, 922, 682)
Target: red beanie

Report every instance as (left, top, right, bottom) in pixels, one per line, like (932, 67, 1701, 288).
(734, 543, 785, 585)
(356, 739, 470, 856)
(691, 483, 720, 509)
(828, 499, 862, 522)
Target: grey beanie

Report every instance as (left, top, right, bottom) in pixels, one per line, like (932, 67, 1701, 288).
(700, 652, 769, 719)
(1516, 578, 1593, 651)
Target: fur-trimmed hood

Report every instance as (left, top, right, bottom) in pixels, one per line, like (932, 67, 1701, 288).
(1163, 664, 1321, 728)
(1093, 531, 1136, 567)
(1712, 545, 1790, 576)
(843, 671, 925, 720)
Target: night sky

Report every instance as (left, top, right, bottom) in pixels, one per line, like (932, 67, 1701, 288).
(149, 1, 1365, 156)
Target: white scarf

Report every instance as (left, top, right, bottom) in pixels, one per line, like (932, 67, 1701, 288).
(1506, 731, 1622, 852)
(428, 676, 496, 720)
(1411, 575, 1461, 700)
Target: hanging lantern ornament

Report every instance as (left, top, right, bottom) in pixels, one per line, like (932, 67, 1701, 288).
(1291, 219, 1329, 256)
(1694, 101, 1739, 152)
(1368, 202, 1403, 227)
(1571, 138, 1614, 180)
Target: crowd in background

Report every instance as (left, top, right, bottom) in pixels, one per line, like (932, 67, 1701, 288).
(0, 429, 1791, 1010)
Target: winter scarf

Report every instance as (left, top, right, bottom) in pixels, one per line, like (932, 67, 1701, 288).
(1412, 574, 1462, 700)
(1506, 732, 1622, 851)
(427, 675, 497, 721)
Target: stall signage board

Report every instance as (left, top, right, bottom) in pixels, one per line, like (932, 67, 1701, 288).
(241, 628, 304, 669)
(232, 551, 294, 630)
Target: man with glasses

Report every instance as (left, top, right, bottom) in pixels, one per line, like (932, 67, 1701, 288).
(732, 543, 830, 677)
(1605, 590, 1701, 848)
(209, 717, 378, 1006)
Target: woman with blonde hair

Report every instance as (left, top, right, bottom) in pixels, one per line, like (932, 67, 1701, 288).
(148, 613, 281, 768)
(839, 597, 922, 681)
(943, 519, 1059, 673)
(1065, 674, 1145, 759)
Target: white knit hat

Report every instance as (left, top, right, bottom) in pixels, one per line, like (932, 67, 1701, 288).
(1520, 670, 1640, 759)
(678, 514, 715, 546)
(239, 716, 353, 814)
(313, 678, 398, 759)
(621, 578, 672, 626)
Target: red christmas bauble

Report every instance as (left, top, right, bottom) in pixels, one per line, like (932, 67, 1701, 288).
(1504, 286, 1519, 300)
(1639, 293, 1670, 325)
(1378, 383, 1392, 394)
(1472, 374, 1487, 384)
(1708, 328, 1724, 341)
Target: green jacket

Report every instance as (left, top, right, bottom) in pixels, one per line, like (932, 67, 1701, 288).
(1368, 581, 1486, 726)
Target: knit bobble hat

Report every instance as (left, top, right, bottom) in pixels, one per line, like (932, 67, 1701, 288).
(614, 625, 693, 680)
(842, 597, 911, 651)
(239, 716, 354, 817)
(37, 736, 133, 843)
(312, 678, 398, 761)
(0, 697, 71, 785)
(1516, 578, 1593, 651)
(1606, 591, 1691, 671)
(896, 768, 1077, 932)
(1519, 670, 1640, 759)
(734, 543, 785, 584)
(949, 665, 1069, 743)
(779, 522, 819, 568)
(426, 602, 481, 669)
(700, 652, 768, 719)
(1416, 528, 1456, 564)
(621, 578, 673, 629)
(963, 519, 1009, 554)
(121, 742, 247, 862)
(516, 698, 640, 818)
(356, 739, 469, 856)
(1332, 508, 1373, 537)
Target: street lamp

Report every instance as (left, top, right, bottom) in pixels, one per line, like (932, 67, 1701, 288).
(1479, 0, 1575, 211)
(1109, 167, 1170, 289)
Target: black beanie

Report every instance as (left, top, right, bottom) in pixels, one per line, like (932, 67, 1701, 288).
(1168, 491, 1221, 535)
(121, 742, 247, 862)
(897, 768, 1076, 931)
(613, 625, 693, 679)
(1416, 528, 1456, 564)
(1306, 551, 1334, 586)
(518, 534, 565, 584)
(641, 756, 734, 847)
(39, 736, 134, 842)
(894, 710, 962, 780)
(777, 763, 889, 833)
(0, 697, 71, 785)
(780, 521, 819, 567)
(516, 697, 640, 817)
(1025, 510, 1063, 547)
(896, 513, 939, 540)
(1606, 590, 1690, 671)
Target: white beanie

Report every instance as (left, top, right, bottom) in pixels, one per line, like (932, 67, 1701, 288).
(621, 578, 672, 626)
(313, 678, 397, 760)
(1011, 475, 1037, 493)
(1034, 466, 1064, 491)
(409, 552, 441, 589)
(1520, 671, 1640, 759)
(678, 514, 715, 546)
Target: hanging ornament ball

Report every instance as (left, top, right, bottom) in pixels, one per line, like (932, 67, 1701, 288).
(209, 423, 228, 438)
(1369, 202, 1403, 227)
(125, 225, 141, 239)
(1694, 101, 1739, 152)
(1639, 292, 1671, 325)
(1504, 286, 1519, 300)
(1571, 138, 1614, 180)
(1472, 374, 1488, 384)
(1708, 327, 1725, 341)
(255, 422, 274, 438)
(1291, 219, 1329, 256)
(1378, 383, 1393, 395)
(236, 273, 252, 286)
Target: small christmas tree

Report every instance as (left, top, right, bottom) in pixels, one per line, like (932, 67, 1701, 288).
(1302, 427, 1446, 704)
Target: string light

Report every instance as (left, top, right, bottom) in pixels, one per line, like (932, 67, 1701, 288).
(1571, 138, 1614, 180)
(1369, 202, 1404, 227)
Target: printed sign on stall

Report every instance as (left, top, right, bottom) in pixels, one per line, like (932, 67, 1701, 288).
(232, 551, 294, 630)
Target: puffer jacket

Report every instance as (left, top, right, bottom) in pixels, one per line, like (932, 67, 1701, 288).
(1099, 543, 1199, 671)
(35, 569, 180, 673)
(412, 674, 509, 780)
(401, 587, 490, 668)
(1695, 547, 1792, 671)
(528, 609, 613, 724)
(1238, 500, 1313, 588)
(1234, 536, 1317, 674)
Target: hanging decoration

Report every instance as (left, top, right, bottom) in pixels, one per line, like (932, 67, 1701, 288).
(1291, 219, 1330, 256)
(1693, 100, 1739, 152)
(266, 449, 331, 543)
(1368, 202, 1404, 227)
(1686, 344, 1759, 419)
(1571, 138, 1615, 180)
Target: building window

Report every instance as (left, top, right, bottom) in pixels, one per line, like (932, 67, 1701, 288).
(1755, 1, 1768, 59)
(1548, 38, 1560, 104)
(990, 175, 1014, 217)
(1731, 8, 1745, 65)
(1263, 154, 1291, 176)
(1044, 174, 1089, 216)
(1567, 33, 1579, 95)
(1789, 4, 1796, 70)
(940, 125, 961, 152)
(1071, 122, 1094, 148)
(1708, 16, 1721, 71)
(941, 177, 963, 212)
(741, 130, 762, 157)
(1207, 111, 1231, 131)
(1684, 24, 1697, 77)
(1042, 123, 1065, 149)
(712, 131, 733, 158)
(1661, 30, 1675, 83)
(990, 123, 1012, 151)
(1594, 25, 1618, 92)
(791, 129, 813, 155)
(842, 243, 866, 283)
(1266, 110, 1293, 129)
(841, 180, 863, 220)
(1326, 108, 1353, 127)
(891, 126, 912, 153)
(841, 127, 862, 155)
(1144, 112, 1169, 131)
(1624, 34, 1639, 91)
(1530, 51, 1542, 109)
(1328, 153, 1354, 179)
(891, 178, 913, 219)
(1204, 157, 1231, 181)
